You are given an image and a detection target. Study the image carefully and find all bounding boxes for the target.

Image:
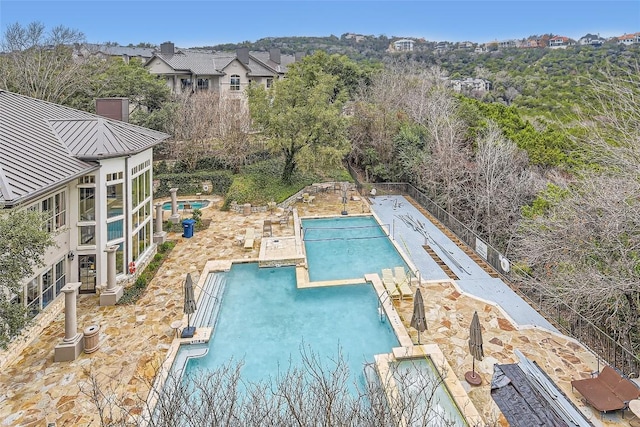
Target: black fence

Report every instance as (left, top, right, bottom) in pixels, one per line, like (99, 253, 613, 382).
(351, 172, 639, 376)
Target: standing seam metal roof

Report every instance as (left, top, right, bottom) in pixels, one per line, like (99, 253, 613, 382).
(0, 90, 170, 206)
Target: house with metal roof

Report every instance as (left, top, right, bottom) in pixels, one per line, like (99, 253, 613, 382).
(144, 42, 299, 96)
(0, 90, 169, 321)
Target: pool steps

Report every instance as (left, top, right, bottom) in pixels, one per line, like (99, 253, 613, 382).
(192, 272, 226, 329)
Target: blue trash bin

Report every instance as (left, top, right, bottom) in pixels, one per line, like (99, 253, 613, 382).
(182, 219, 196, 238)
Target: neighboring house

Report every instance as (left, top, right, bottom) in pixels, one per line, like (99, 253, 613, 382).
(449, 78, 492, 92)
(498, 39, 517, 49)
(578, 34, 605, 46)
(144, 42, 298, 97)
(519, 38, 541, 48)
(0, 91, 169, 319)
(75, 44, 156, 64)
(617, 32, 640, 45)
(393, 39, 415, 52)
(548, 36, 572, 49)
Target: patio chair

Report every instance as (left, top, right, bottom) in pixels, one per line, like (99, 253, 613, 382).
(280, 207, 292, 226)
(303, 193, 315, 205)
(393, 266, 413, 300)
(381, 268, 400, 299)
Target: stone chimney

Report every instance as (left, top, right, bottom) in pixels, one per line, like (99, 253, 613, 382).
(237, 47, 250, 65)
(269, 48, 281, 64)
(160, 41, 175, 55)
(95, 98, 129, 122)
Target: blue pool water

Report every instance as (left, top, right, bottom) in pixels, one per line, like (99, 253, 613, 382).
(185, 263, 399, 389)
(162, 200, 210, 210)
(303, 216, 408, 282)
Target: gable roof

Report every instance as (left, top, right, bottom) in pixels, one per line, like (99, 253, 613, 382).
(0, 90, 170, 207)
(145, 48, 296, 77)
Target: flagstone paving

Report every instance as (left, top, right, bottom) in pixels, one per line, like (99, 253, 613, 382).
(0, 189, 631, 426)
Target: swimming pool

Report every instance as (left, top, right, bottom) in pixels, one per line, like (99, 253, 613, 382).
(392, 358, 467, 426)
(162, 200, 210, 210)
(183, 263, 399, 390)
(302, 216, 409, 282)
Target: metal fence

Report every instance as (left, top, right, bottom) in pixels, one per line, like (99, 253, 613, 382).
(351, 171, 640, 375)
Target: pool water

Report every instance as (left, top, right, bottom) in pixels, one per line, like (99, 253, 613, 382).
(185, 263, 399, 390)
(303, 216, 408, 282)
(162, 200, 210, 210)
(393, 358, 467, 426)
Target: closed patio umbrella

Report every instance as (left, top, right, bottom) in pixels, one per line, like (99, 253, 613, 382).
(410, 288, 427, 344)
(181, 273, 197, 338)
(465, 311, 484, 386)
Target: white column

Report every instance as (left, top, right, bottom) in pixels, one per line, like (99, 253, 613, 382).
(169, 188, 180, 224)
(54, 282, 84, 362)
(105, 245, 118, 292)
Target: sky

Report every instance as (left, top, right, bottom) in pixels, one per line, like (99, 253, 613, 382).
(1, 0, 638, 48)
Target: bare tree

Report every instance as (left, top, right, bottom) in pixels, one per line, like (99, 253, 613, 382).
(81, 345, 474, 427)
(470, 121, 540, 249)
(0, 22, 90, 104)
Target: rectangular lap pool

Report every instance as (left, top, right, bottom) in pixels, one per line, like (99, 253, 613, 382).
(162, 200, 210, 210)
(302, 216, 409, 282)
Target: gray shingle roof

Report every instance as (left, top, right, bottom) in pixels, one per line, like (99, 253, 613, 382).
(147, 49, 295, 77)
(0, 91, 169, 207)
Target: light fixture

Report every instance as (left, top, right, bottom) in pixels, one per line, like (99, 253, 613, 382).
(67, 251, 75, 260)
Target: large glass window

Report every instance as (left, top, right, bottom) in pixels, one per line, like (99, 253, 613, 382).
(230, 74, 240, 91)
(116, 243, 124, 275)
(107, 219, 124, 241)
(79, 225, 96, 245)
(54, 192, 66, 229)
(266, 78, 273, 88)
(107, 182, 123, 218)
(79, 187, 95, 221)
(197, 78, 209, 90)
(42, 268, 54, 308)
(26, 278, 40, 317)
(55, 260, 66, 294)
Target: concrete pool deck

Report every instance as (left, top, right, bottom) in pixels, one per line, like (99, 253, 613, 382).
(0, 190, 630, 426)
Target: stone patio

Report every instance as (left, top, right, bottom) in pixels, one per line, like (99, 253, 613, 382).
(0, 189, 632, 426)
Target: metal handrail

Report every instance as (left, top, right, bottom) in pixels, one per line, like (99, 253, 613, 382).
(348, 165, 639, 375)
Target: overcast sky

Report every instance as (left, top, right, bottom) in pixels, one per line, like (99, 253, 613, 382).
(1, 1, 638, 47)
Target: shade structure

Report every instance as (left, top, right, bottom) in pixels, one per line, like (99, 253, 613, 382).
(181, 273, 197, 338)
(410, 288, 427, 344)
(465, 311, 484, 385)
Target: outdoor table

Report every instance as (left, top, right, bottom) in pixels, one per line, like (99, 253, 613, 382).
(171, 320, 182, 338)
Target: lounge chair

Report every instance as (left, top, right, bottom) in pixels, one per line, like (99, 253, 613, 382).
(571, 365, 640, 416)
(279, 207, 292, 227)
(381, 268, 400, 299)
(393, 266, 413, 300)
(244, 228, 255, 250)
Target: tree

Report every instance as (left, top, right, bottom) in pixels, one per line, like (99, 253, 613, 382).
(248, 52, 351, 183)
(0, 22, 90, 105)
(81, 345, 471, 426)
(0, 210, 55, 348)
(88, 57, 171, 118)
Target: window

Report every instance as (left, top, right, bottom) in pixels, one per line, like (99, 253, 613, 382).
(79, 225, 96, 245)
(79, 187, 95, 221)
(79, 176, 95, 184)
(26, 278, 40, 317)
(107, 219, 123, 241)
(230, 74, 240, 91)
(181, 78, 192, 89)
(42, 268, 54, 308)
(55, 260, 66, 294)
(39, 191, 66, 232)
(107, 182, 123, 218)
(197, 78, 209, 90)
(266, 78, 273, 88)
